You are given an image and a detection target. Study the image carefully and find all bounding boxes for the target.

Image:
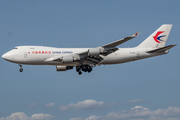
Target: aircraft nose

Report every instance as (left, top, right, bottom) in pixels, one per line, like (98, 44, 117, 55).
(2, 53, 7, 59)
(2, 52, 14, 61)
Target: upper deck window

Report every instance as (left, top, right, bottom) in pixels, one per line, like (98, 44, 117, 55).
(13, 47, 18, 49)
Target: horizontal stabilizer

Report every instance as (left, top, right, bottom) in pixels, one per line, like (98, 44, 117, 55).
(146, 44, 176, 53)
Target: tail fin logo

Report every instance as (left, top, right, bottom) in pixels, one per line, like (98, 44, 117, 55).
(153, 31, 166, 43)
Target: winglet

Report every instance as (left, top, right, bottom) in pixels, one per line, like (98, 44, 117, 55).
(131, 32, 140, 37)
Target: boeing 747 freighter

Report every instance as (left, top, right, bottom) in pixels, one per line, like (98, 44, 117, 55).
(2, 24, 176, 75)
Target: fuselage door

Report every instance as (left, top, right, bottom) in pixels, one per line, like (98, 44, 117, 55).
(136, 52, 140, 58)
(24, 52, 28, 58)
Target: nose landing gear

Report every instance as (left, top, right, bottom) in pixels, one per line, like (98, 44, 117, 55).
(19, 64, 23, 72)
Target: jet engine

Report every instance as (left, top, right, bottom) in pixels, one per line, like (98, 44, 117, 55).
(62, 56, 74, 63)
(88, 48, 100, 56)
(56, 66, 73, 71)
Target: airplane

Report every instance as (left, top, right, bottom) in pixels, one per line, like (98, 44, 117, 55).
(2, 24, 176, 75)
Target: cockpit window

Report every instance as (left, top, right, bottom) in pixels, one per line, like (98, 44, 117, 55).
(13, 47, 18, 49)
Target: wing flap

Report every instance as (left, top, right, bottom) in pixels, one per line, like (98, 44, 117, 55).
(84, 55, 103, 64)
(101, 48, 119, 56)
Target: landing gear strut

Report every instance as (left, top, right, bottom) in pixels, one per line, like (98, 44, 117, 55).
(76, 65, 92, 75)
(19, 64, 23, 72)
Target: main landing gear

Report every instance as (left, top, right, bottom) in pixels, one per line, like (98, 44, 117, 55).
(19, 64, 23, 72)
(76, 65, 93, 75)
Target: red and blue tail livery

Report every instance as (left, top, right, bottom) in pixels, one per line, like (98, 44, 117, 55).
(153, 31, 166, 43)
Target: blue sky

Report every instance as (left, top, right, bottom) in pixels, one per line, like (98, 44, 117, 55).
(0, 0, 180, 120)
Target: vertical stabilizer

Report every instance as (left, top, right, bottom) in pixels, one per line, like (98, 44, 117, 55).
(137, 24, 172, 48)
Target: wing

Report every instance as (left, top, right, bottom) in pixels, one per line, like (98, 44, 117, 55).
(45, 32, 140, 65)
(98, 32, 140, 56)
(102, 32, 140, 48)
(78, 32, 140, 65)
(78, 32, 140, 56)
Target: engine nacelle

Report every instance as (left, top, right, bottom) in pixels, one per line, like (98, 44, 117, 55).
(56, 66, 73, 71)
(62, 56, 74, 63)
(88, 48, 100, 56)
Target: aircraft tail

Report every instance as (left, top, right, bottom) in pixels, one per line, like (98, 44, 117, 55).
(137, 24, 172, 48)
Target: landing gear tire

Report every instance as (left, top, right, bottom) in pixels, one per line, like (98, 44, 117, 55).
(19, 68, 23, 72)
(88, 69, 92, 73)
(19, 64, 23, 72)
(76, 65, 92, 75)
(87, 66, 92, 73)
(76, 69, 80, 72)
(76, 66, 80, 72)
(78, 71, 82, 75)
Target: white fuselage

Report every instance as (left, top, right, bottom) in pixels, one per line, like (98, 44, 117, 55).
(2, 46, 167, 66)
